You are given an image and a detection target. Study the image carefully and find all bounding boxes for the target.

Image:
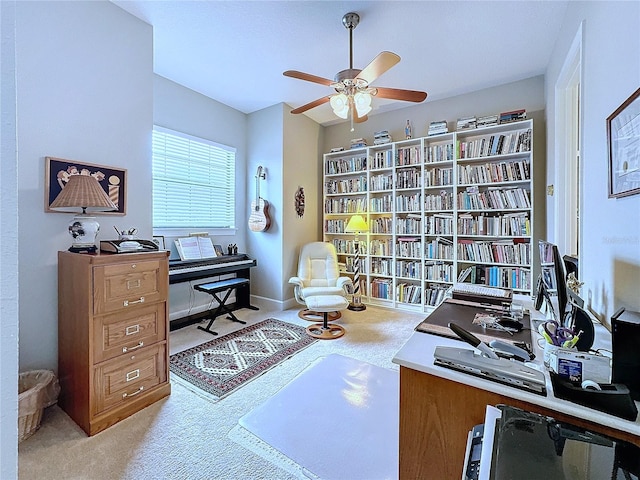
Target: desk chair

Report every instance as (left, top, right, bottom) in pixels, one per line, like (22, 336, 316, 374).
(289, 242, 353, 321)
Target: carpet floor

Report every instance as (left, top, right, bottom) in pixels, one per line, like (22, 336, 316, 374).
(18, 304, 425, 480)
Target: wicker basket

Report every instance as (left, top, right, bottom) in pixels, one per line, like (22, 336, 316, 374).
(18, 370, 59, 442)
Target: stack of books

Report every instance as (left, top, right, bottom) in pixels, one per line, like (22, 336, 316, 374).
(477, 114, 499, 128)
(350, 137, 367, 149)
(499, 109, 526, 124)
(329, 146, 345, 153)
(373, 130, 392, 145)
(457, 116, 477, 130)
(428, 121, 449, 136)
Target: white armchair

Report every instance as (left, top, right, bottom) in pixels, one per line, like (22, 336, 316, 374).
(289, 242, 353, 319)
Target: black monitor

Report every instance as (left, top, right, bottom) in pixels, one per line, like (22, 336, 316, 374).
(537, 240, 570, 326)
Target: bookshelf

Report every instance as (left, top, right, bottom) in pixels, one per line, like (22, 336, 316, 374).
(323, 119, 534, 313)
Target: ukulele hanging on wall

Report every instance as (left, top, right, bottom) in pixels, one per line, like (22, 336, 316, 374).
(248, 165, 271, 232)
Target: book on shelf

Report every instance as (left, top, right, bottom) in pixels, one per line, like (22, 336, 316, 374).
(428, 120, 449, 136)
(499, 109, 526, 124)
(477, 114, 499, 128)
(350, 138, 368, 149)
(457, 116, 477, 130)
(329, 147, 345, 153)
(373, 130, 392, 145)
(174, 236, 218, 261)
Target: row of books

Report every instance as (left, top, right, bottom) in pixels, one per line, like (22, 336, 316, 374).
(456, 109, 527, 131)
(458, 265, 532, 290)
(457, 239, 531, 265)
(424, 213, 454, 235)
(396, 260, 422, 279)
(325, 176, 367, 194)
(425, 190, 455, 211)
(397, 283, 422, 304)
(457, 186, 531, 210)
(324, 197, 367, 214)
(457, 160, 530, 185)
(425, 285, 450, 306)
(425, 261, 454, 282)
(369, 172, 393, 191)
(325, 155, 367, 175)
(370, 258, 392, 276)
(457, 212, 531, 237)
(458, 129, 532, 159)
(371, 150, 393, 169)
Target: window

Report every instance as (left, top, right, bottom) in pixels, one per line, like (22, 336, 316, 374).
(152, 126, 236, 232)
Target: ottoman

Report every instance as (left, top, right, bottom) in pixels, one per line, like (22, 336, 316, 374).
(304, 295, 349, 340)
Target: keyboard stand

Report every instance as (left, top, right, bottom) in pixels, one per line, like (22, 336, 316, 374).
(194, 278, 250, 335)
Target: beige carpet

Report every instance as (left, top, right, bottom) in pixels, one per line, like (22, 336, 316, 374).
(18, 305, 424, 480)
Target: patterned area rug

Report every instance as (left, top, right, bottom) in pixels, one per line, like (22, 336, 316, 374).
(170, 318, 317, 399)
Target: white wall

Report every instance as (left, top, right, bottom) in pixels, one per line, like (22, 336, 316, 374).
(1, 1, 19, 476)
(153, 75, 249, 319)
(282, 104, 324, 304)
(15, 1, 152, 370)
(247, 104, 286, 305)
(545, 1, 640, 323)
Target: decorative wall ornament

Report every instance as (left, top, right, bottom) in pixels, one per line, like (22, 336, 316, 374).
(295, 186, 305, 217)
(607, 87, 640, 198)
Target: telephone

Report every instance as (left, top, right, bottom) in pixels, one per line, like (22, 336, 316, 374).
(100, 239, 159, 254)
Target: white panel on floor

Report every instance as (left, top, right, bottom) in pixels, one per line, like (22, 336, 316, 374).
(239, 353, 399, 480)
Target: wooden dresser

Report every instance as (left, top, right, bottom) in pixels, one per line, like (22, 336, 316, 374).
(58, 250, 171, 436)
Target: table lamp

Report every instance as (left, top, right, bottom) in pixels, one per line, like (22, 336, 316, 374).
(49, 174, 117, 253)
(345, 214, 369, 311)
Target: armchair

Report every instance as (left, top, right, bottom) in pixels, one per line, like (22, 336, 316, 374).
(289, 242, 353, 321)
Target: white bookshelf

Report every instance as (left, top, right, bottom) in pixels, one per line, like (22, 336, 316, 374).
(323, 119, 534, 313)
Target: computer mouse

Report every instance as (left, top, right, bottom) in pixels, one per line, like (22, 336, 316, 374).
(497, 318, 523, 332)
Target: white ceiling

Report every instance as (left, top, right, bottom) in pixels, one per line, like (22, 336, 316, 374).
(112, 1, 569, 126)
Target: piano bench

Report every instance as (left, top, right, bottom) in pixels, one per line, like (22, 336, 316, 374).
(194, 278, 251, 335)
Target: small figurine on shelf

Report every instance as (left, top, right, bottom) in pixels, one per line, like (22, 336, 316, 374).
(405, 120, 412, 139)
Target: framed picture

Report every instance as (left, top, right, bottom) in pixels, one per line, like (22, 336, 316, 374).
(152, 236, 165, 250)
(45, 157, 127, 214)
(607, 87, 640, 198)
(213, 244, 224, 256)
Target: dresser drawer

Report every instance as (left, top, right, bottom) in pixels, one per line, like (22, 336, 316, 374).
(93, 303, 166, 364)
(93, 343, 167, 415)
(93, 259, 167, 314)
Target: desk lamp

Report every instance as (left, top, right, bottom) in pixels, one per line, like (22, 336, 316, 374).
(49, 174, 117, 253)
(345, 214, 369, 311)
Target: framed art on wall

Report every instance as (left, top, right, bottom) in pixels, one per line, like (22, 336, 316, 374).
(45, 157, 127, 214)
(607, 87, 640, 198)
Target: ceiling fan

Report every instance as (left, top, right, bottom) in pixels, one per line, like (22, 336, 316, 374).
(284, 12, 428, 125)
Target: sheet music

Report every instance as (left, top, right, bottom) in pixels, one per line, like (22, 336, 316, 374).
(197, 237, 217, 258)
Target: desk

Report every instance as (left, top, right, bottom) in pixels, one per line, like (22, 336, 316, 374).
(392, 299, 640, 480)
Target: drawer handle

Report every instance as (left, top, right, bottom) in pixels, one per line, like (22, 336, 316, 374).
(125, 324, 140, 336)
(123, 297, 145, 307)
(122, 341, 144, 353)
(122, 386, 144, 399)
(126, 369, 140, 382)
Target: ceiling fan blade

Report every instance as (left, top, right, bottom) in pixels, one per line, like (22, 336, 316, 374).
(354, 113, 368, 123)
(290, 96, 332, 114)
(283, 70, 334, 86)
(375, 86, 428, 103)
(355, 51, 400, 85)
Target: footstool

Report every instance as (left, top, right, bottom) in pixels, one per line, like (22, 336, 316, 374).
(304, 295, 349, 340)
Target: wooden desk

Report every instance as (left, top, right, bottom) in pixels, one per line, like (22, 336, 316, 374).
(392, 306, 640, 479)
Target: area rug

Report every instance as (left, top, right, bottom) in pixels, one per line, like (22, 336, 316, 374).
(233, 354, 399, 480)
(169, 318, 317, 399)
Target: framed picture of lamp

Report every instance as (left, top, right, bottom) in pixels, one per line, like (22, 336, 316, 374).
(607, 87, 640, 198)
(45, 157, 127, 214)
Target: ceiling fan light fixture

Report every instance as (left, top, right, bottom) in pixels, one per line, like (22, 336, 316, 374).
(354, 91, 372, 117)
(330, 93, 349, 118)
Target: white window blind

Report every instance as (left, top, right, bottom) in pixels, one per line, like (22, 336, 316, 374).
(152, 126, 236, 229)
